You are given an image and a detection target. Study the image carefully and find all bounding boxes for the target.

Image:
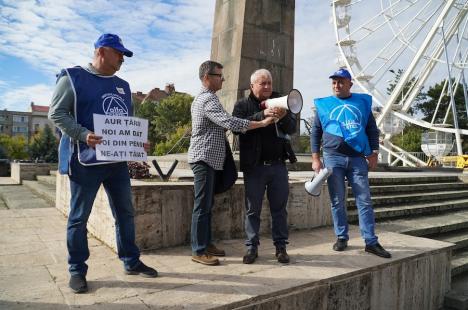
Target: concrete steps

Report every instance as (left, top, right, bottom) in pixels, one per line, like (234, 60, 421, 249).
(349, 198, 468, 222)
(22, 180, 56, 205)
(367, 175, 460, 186)
(436, 229, 468, 251)
(0, 170, 57, 210)
(36, 175, 56, 186)
(352, 182, 468, 196)
(452, 249, 468, 277)
(348, 189, 468, 209)
(377, 210, 468, 237)
(346, 173, 468, 308)
(0, 185, 52, 209)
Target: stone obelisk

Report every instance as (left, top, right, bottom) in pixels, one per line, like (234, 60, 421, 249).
(210, 0, 297, 146)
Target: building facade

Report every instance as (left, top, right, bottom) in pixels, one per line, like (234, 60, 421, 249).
(0, 102, 57, 141)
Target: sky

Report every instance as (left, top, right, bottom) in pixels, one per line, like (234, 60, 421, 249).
(0, 0, 461, 130)
(0, 0, 339, 121)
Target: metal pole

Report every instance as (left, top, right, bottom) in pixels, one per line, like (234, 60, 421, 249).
(376, 0, 456, 125)
(456, 31, 468, 120)
(441, 22, 463, 155)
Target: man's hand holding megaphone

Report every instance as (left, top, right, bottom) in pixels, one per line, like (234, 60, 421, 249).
(263, 106, 287, 122)
(311, 153, 323, 173)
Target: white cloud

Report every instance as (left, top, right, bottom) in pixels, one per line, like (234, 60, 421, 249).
(2, 84, 54, 111)
(1, 0, 451, 132)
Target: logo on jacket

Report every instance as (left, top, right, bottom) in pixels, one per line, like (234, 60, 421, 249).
(102, 93, 128, 116)
(329, 104, 362, 137)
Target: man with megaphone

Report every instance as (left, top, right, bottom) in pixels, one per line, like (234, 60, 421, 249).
(310, 68, 391, 259)
(233, 69, 297, 265)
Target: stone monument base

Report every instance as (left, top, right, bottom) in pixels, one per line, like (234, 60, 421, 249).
(55, 175, 332, 251)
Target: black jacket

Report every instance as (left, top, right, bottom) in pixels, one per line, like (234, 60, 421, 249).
(232, 91, 297, 172)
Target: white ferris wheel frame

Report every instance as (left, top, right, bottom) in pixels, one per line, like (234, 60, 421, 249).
(331, 0, 468, 165)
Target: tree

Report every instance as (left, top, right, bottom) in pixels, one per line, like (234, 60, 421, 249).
(29, 125, 59, 162)
(386, 69, 426, 115)
(151, 93, 193, 143)
(415, 79, 467, 128)
(415, 79, 468, 151)
(390, 124, 423, 152)
(0, 134, 28, 160)
(135, 93, 193, 155)
(154, 125, 191, 155)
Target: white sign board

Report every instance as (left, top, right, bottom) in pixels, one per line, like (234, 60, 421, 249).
(93, 114, 148, 162)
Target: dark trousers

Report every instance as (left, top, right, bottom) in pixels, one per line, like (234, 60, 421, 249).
(243, 162, 289, 249)
(190, 161, 215, 255)
(67, 158, 140, 276)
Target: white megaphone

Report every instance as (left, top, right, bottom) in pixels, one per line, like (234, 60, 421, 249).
(305, 167, 333, 196)
(260, 89, 303, 114)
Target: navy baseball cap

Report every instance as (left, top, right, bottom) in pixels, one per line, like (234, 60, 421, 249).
(329, 68, 352, 80)
(94, 33, 133, 57)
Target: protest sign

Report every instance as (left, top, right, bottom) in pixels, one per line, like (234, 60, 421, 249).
(93, 114, 148, 161)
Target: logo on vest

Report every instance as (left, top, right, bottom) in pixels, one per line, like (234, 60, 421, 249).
(329, 104, 362, 137)
(102, 93, 128, 116)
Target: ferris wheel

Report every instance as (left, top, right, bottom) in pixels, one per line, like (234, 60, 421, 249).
(331, 0, 468, 166)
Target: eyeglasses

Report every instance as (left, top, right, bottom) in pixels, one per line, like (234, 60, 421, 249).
(208, 73, 224, 79)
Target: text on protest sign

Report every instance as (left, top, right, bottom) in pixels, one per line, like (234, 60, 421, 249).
(93, 114, 148, 161)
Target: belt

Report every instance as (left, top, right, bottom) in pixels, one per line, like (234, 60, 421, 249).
(261, 159, 284, 166)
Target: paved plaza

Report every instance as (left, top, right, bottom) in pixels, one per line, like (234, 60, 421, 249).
(0, 201, 452, 309)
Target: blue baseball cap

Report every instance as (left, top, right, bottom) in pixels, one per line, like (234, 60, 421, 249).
(329, 68, 352, 80)
(94, 33, 133, 57)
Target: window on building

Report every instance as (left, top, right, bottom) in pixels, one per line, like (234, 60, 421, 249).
(13, 115, 28, 123)
(12, 126, 28, 133)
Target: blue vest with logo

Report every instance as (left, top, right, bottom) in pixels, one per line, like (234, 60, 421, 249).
(57, 66, 132, 174)
(314, 93, 372, 156)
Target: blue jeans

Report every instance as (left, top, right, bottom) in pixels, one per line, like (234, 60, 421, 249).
(190, 162, 215, 255)
(324, 154, 378, 246)
(67, 156, 140, 276)
(243, 163, 289, 249)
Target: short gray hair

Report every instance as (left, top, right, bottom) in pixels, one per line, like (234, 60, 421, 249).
(199, 60, 223, 80)
(250, 69, 272, 84)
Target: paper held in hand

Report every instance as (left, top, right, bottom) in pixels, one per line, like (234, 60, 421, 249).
(93, 114, 148, 162)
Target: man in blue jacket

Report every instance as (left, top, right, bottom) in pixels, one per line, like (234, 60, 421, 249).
(49, 33, 157, 294)
(310, 68, 391, 259)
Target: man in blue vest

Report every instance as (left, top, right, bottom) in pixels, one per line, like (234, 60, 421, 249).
(49, 33, 157, 294)
(310, 68, 391, 259)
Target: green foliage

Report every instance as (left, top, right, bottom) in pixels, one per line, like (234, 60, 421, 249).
(0, 134, 28, 160)
(415, 79, 468, 151)
(154, 125, 191, 155)
(415, 79, 467, 128)
(390, 124, 423, 152)
(29, 125, 58, 162)
(135, 93, 193, 155)
(386, 69, 426, 114)
(296, 134, 311, 153)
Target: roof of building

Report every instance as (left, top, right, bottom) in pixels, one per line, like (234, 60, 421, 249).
(30, 104, 49, 113)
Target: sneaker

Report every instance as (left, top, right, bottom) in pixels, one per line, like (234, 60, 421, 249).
(192, 254, 220, 266)
(333, 238, 348, 251)
(125, 262, 158, 278)
(69, 275, 88, 294)
(275, 246, 290, 264)
(242, 248, 258, 264)
(365, 243, 391, 258)
(206, 244, 226, 257)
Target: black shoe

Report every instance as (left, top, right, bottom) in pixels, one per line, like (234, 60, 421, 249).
(69, 275, 88, 294)
(275, 246, 290, 264)
(365, 243, 391, 258)
(125, 262, 158, 278)
(333, 238, 348, 251)
(242, 248, 258, 264)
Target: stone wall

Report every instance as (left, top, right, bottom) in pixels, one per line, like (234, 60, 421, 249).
(11, 162, 57, 183)
(228, 250, 451, 310)
(56, 175, 332, 252)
